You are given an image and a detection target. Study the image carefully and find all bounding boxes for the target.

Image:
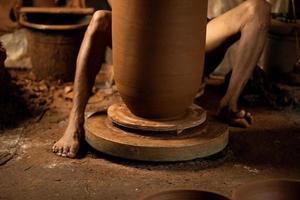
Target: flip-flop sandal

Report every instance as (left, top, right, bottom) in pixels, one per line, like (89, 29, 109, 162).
(205, 74, 225, 86)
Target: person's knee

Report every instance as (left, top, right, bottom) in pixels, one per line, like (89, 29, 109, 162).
(92, 10, 111, 28)
(244, 0, 271, 28)
(92, 10, 111, 25)
(89, 10, 112, 33)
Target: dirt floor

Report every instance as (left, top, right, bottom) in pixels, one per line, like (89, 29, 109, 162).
(0, 70, 300, 200)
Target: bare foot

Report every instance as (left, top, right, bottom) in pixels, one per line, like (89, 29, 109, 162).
(218, 107, 253, 128)
(52, 126, 83, 158)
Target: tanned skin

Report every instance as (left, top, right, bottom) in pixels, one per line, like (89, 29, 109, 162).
(53, 0, 271, 158)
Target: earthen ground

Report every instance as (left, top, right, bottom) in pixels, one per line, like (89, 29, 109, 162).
(0, 70, 300, 200)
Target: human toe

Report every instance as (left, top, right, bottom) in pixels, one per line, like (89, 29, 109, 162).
(67, 146, 78, 158)
(57, 147, 63, 156)
(52, 145, 58, 153)
(61, 146, 70, 157)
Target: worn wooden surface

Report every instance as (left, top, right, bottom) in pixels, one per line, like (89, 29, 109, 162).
(85, 113, 228, 162)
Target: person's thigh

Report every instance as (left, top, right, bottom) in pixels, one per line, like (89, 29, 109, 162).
(205, 0, 252, 53)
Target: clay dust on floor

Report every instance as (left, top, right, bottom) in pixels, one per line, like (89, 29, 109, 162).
(0, 70, 300, 200)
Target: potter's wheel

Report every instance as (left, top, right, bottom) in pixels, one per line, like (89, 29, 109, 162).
(107, 102, 207, 133)
(85, 103, 229, 162)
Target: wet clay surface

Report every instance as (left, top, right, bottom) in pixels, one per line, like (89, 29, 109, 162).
(113, 0, 207, 119)
(0, 70, 300, 200)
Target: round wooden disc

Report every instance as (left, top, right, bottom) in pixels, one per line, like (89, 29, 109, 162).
(85, 113, 229, 162)
(107, 103, 207, 133)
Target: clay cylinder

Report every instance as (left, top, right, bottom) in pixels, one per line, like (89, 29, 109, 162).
(112, 0, 208, 119)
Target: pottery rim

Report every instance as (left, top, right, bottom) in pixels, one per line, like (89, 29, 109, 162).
(141, 189, 231, 200)
(19, 7, 94, 31)
(232, 178, 300, 200)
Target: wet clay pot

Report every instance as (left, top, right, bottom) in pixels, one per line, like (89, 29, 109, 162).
(112, 0, 208, 119)
(232, 179, 300, 200)
(142, 190, 230, 200)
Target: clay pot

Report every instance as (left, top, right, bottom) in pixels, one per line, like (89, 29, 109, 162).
(19, 7, 93, 81)
(23, 0, 84, 7)
(31, 0, 85, 8)
(142, 190, 230, 200)
(232, 179, 300, 200)
(29, 0, 59, 7)
(112, 0, 208, 119)
(259, 20, 300, 76)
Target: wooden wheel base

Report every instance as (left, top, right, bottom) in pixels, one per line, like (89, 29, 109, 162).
(85, 113, 229, 162)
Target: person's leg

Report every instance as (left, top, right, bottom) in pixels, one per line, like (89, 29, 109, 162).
(210, 42, 238, 79)
(52, 10, 112, 158)
(206, 0, 271, 127)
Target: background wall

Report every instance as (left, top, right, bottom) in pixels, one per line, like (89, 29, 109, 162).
(208, 0, 289, 18)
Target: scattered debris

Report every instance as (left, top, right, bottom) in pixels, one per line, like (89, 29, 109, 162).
(64, 85, 73, 95)
(243, 165, 260, 174)
(63, 85, 74, 101)
(239, 66, 299, 109)
(11, 72, 54, 112)
(35, 108, 49, 123)
(0, 151, 13, 166)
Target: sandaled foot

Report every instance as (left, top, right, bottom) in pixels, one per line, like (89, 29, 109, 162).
(52, 127, 83, 158)
(205, 74, 225, 86)
(218, 107, 253, 128)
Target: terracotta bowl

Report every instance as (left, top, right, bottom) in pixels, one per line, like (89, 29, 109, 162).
(232, 179, 300, 200)
(142, 190, 231, 200)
